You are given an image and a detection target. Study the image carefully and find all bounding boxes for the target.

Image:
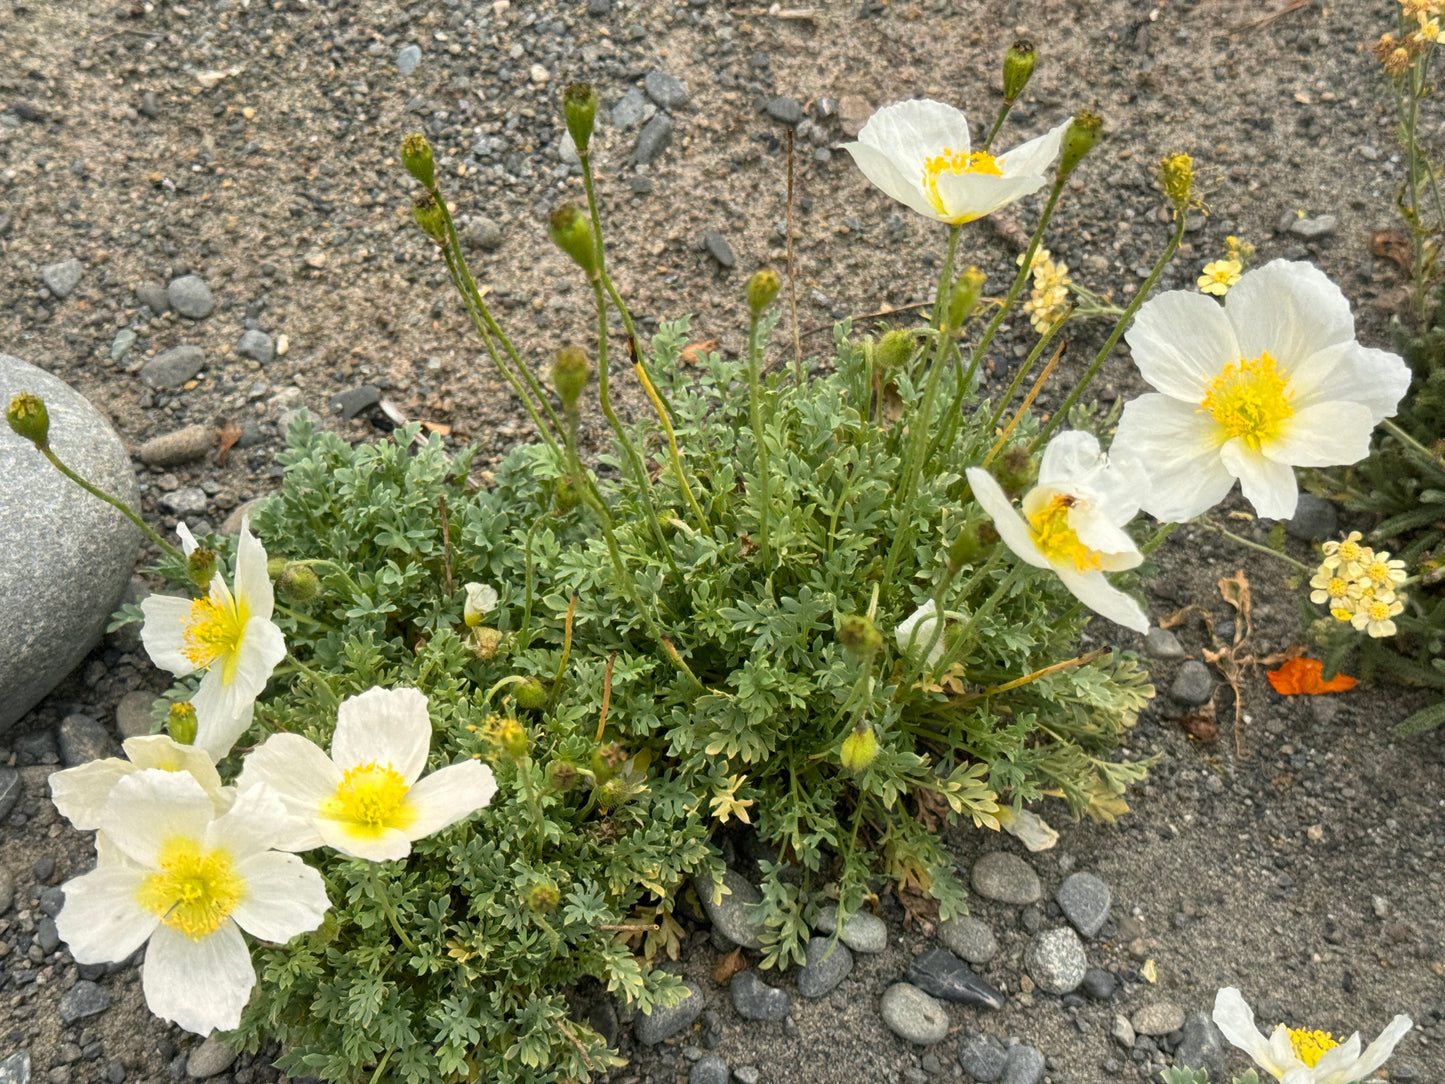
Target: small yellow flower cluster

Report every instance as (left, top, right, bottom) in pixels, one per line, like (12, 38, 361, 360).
(1376, 2, 1440, 76)
(1225, 234, 1255, 264)
(1197, 236, 1256, 297)
(1018, 247, 1071, 334)
(1310, 531, 1409, 637)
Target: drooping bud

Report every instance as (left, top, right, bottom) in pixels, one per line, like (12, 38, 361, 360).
(947, 267, 986, 329)
(839, 724, 879, 772)
(6, 392, 50, 446)
(746, 268, 781, 314)
(1002, 40, 1038, 102)
(554, 477, 582, 514)
(875, 330, 915, 374)
(596, 776, 630, 812)
(996, 445, 1037, 496)
(400, 132, 436, 188)
(563, 82, 597, 155)
(549, 203, 599, 279)
(1057, 111, 1102, 179)
(946, 523, 984, 571)
(526, 881, 560, 914)
(470, 626, 502, 660)
(412, 194, 448, 244)
(278, 563, 322, 604)
(1159, 152, 1194, 215)
(837, 615, 884, 659)
(552, 346, 591, 410)
(168, 702, 198, 746)
(464, 582, 498, 628)
(514, 676, 548, 710)
(545, 759, 581, 793)
(187, 547, 218, 590)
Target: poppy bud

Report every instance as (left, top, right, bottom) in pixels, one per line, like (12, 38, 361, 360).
(6, 392, 49, 446)
(563, 82, 597, 155)
(514, 677, 548, 710)
(1159, 152, 1194, 214)
(947, 524, 984, 571)
(545, 760, 581, 793)
(875, 330, 915, 374)
(470, 626, 502, 660)
(401, 132, 436, 188)
(947, 267, 986, 329)
(1003, 40, 1038, 103)
(552, 346, 591, 410)
(168, 702, 198, 746)
(278, 563, 322, 604)
(549, 204, 599, 279)
(837, 615, 883, 659)
(554, 478, 582, 514)
(527, 881, 560, 913)
(746, 268, 781, 314)
(411, 195, 448, 244)
(839, 724, 878, 772)
(1057, 111, 1102, 178)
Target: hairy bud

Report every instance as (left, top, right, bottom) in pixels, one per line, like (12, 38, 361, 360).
(552, 346, 591, 410)
(563, 83, 597, 155)
(1003, 40, 1038, 102)
(470, 626, 502, 660)
(839, 724, 879, 772)
(545, 759, 581, 793)
(875, 330, 915, 374)
(996, 445, 1037, 496)
(549, 204, 599, 279)
(1159, 153, 1195, 215)
(6, 392, 49, 446)
(526, 881, 560, 914)
(947, 523, 984, 571)
(746, 268, 781, 314)
(187, 547, 218, 591)
(837, 615, 884, 659)
(554, 477, 582, 514)
(400, 133, 436, 188)
(278, 562, 322, 604)
(412, 195, 448, 244)
(947, 267, 986, 329)
(266, 556, 288, 580)
(514, 677, 548, 711)
(167, 702, 198, 746)
(1057, 111, 1103, 178)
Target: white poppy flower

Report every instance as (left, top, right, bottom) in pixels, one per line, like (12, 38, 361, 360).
(50, 735, 230, 831)
(141, 518, 287, 761)
(463, 581, 498, 628)
(966, 431, 1150, 634)
(895, 599, 946, 666)
(1112, 261, 1412, 522)
(55, 769, 329, 1036)
(1212, 987, 1413, 1084)
(236, 686, 498, 862)
(842, 99, 1071, 225)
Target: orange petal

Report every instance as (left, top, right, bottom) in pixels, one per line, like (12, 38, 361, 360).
(1267, 657, 1358, 695)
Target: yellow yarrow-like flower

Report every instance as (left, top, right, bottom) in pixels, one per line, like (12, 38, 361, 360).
(1312, 537, 1410, 636)
(1353, 595, 1405, 637)
(1199, 258, 1243, 296)
(1321, 531, 1368, 576)
(1018, 248, 1073, 333)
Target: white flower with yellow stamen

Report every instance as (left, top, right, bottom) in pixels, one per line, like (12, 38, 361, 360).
(55, 770, 328, 1035)
(842, 100, 1070, 226)
(1198, 257, 1242, 297)
(237, 686, 497, 862)
(967, 431, 1151, 633)
(1352, 595, 1405, 638)
(1307, 566, 1361, 610)
(141, 519, 286, 761)
(50, 735, 230, 831)
(1111, 261, 1412, 522)
(463, 582, 498, 628)
(1212, 987, 1412, 1084)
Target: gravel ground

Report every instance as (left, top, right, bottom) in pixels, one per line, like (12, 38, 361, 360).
(2, 0, 1441, 1082)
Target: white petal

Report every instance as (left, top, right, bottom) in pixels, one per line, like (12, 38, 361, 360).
(206, 783, 296, 861)
(1124, 290, 1240, 402)
(176, 522, 200, 557)
(999, 807, 1058, 851)
(230, 850, 329, 943)
(895, 600, 945, 665)
(1113, 395, 1236, 522)
(101, 770, 215, 868)
(402, 760, 497, 841)
(859, 99, 972, 169)
(140, 594, 200, 676)
(143, 922, 255, 1036)
(842, 140, 943, 221)
(932, 170, 1045, 222)
(1213, 988, 1286, 1073)
(1311, 1033, 1363, 1084)
(123, 736, 223, 792)
(1342, 1015, 1413, 1082)
(1220, 439, 1299, 520)
(996, 119, 1070, 177)
(1269, 1024, 1305, 1071)
(332, 686, 432, 784)
(1038, 431, 1104, 487)
(235, 733, 340, 852)
(315, 817, 413, 862)
(50, 758, 136, 831)
(189, 616, 285, 731)
(1289, 340, 1413, 423)
(233, 517, 275, 622)
(1224, 260, 1355, 366)
(1263, 400, 1374, 468)
(1068, 504, 1141, 565)
(55, 862, 157, 964)
(966, 468, 1050, 568)
(193, 701, 256, 765)
(1053, 567, 1149, 633)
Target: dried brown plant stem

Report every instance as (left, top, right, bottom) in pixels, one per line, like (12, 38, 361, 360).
(786, 128, 802, 383)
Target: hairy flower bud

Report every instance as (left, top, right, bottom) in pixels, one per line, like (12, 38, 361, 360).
(187, 547, 218, 590)
(545, 759, 581, 793)
(746, 268, 781, 314)
(400, 132, 436, 188)
(1057, 111, 1102, 178)
(947, 267, 987, 329)
(996, 445, 1037, 496)
(552, 346, 591, 410)
(167, 702, 198, 746)
(875, 329, 915, 374)
(549, 204, 599, 279)
(470, 626, 502, 660)
(514, 677, 548, 711)
(1003, 40, 1038, 102)
(596, 776, 630, 811)
(563, 82, 597, 155)
(1159, 152, 1194, 214)
(554, 477, 582, 514)
(526, 881, 560, 914)
(411, 195, 448, 244)
(947, 523, 984, 571)
(839, 724, 878, 772)
(837, 615, 884, 659)
(278, 562, 322, 604)
(6, 392, 49, 446)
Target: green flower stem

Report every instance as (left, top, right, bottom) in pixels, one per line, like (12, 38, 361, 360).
(1202, 519, 1312, 573)
(1140, 521, 1179, 557)
(931, 563, 1027, 675)
(984, 308, 1070, 434)
(37, 445, 184, 561)
(746, 309, 775, 566)
(634, 356, 708, 531)
(1031, 205, 1188, 451)
(1382, 417, 1445, 470)
(370, 867, 420, 956)
(271, 602, 321, 625)
(981, 99, 1014, 152)
(284, 653, 340, 709)
(520, 513, 545, 648)
(517, 755, 545, 861)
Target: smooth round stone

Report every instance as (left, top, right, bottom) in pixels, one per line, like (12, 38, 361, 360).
(166, 275, 214, 319)
(1056, 872, 1111, 939)
(1132, 1001, 1186, 1036)
(42, 259, 83, 299)
(1169, 660, 1214, 706)
(58, 713, 118, 766)
(939, 915, 998, 965)
(115, 691, 157, 739)
(0, 354, 142, 733)
(797, 936, 852, 999)
(635, 982, 703, 1045)
(1082, 968, 1117, 1000)
(688, 1056, 728, 1084)
(815, 904, 887, 954)
(880, 983, 950, 1046)
(137, 424, 214, 467)
(58, 980, 110, 1024)
(957, 1032, 1007, 1082)
(1024, 928, 1087, 995)
(730, 970, 789, 1022)
(140, 345, 205, 389)
(695, 870, 764, 949)
(644, 69, 688, 109)
(185, 1036, 237, 1079)
(971, 853, 1042, 905)
(236, 330, 275, 364)
(1000, 1044, 1045, 1084)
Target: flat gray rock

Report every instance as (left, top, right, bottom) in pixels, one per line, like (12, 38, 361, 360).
(1000, 1044, 1045, 1084)
(167, 275, 214, 319)
(396, 43, 422, 75)
(58, 980, 110, 1024)
(611, 87, 651, 130)
(644, 70, 688, 109)
(1176, 1011, 1228, 1078)
(1132, 1001, 1185, 1036)
(905, 947, 1004, 1008)
(135, 282, 170, 313)
(1024, 927, 1087, 995)
(939, 915, 998, 964)
(58, 713, 118, 766)
(689, 1056, 728, 1084)
(880, 983, 949, 1045)
(236, 329, 275, 364)
(634, 981, 702, 1044)
(797, 936, 852, 999)
(971, 852, 1042, 905)
(140, 345, 205, 389)
(185, 1036, 237, 1079)
(0, 1052, 30, 1084)
(1169, 660, 1214, 706)
(0, 768, 20, 822)
(814, 904, 886, 954)
(116, 691, 156, 739)
(0, 354, 141, 733)
(729, 970, 789, 1022)
(957, 1033, 1007, 1082)
(635, 113, 673, 165)
(1056, 871, 1111, 938)
(42, 259, 83, 299)
(694, 869, 764, 949)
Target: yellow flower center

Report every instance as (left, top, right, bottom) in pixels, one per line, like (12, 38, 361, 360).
(1028, 495, 1102, 572)
(1326, 577, 1349, 599)
(1365, 560, 1392, 581)
(182, 585, 248, 683)
(321, 762, 416, 838)
(137, 837, 244, 941)
(1285, 1026, 1339, 1067)
(1200, 351, 1294, 450)
(1337, 540, 1363, 563)
(1367, 600, 1393, 621)
(1330, 607, 1354, 623)
(921, 147, 1003, 219)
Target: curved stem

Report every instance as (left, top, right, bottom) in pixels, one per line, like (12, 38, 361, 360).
(292, 558, 362, 596)
(285, 653, 340, 709)
(1202, 519, 1311, 573)
(370, 866, 420, 955)
(39, 445, 184, 561)
(746, 310, 774, 566)
(634, 357, 708, 530)
(982, 99, 1014, 152)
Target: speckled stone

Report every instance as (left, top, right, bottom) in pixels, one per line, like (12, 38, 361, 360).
(635, 982, 703, 1045)
(880, 983, 949, 1046)
(971, 853, 1042, 905)
(1024, 928, 1087, 995)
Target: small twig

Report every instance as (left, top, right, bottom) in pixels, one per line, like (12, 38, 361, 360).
(555, 1019, 598, 1073)
(1242, 0, 1309, 30)
(598, 923, 660, 932)
(549, 592, 577, 711)
(595, 652, 616, 741)
(982, 340, 1066, 467)
(786, 128, 802, 382)
(438, 494, 454, 599)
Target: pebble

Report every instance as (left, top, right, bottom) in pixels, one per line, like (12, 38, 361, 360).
(689, 1056, 728, 1084)
(765, 96, 804, 126)
(184, 1037, 237, 1079)
(814, 905, 887, 954)
(58, 713, 118, 766)
(635, 114, 674, 165)
(905, 947, 1004, 1008)
(956, 1033, 1007, 1082)
(635, 981, 703, 1044)
(797, 936, 852, 998)
(1143, 627, 1185, 660)
(135, 283, 170, 313)
(1055, 872, 1111, 938)
(137, 424, 214, 467)
(733, 1067, 759, 1084)
(880, 983, 950, 1046)
(110, 329, 137, 362)
(36, 917, 60, 954)
(939, 916, 998, 964)
(1169, 660, 1214, 706)
(161, 487, 210, 517)
(13, 730, 56, 765)
(236, 330, 275, 364)
(1176, 1011, 1227, 1078)
(1288, 214, 1338, 239)
(115, 691, 156, 739)
(644, 70, 688, 109)
(0, 768, 20, 822)
(0, 863, 14, 916)
(42, 259, 83, 299)
(329, 384, 381, 420)
(1286, 493, 1338, 541)
(396, 44, 422, 75)
(167, 275, 215, 319)
(1112, 1013, 1136, 1048)
(999, 1045, 1045, 1084)
(1082, 968, 1117, 1000)
(463, 216, 503, 251)
(971, 853, 1042, 905)
(1132, 1001, 1186, 1036)
(703, 230, 736, 269)
(612, 86, 651, 130)
(140, 345, 205, 389)
(58, 980, 110, 1024)
(729, 971, 790, 1022)
(694, 869, 764, 949)
(1024, 928, 1087, 995)
(0, 1052, 30, 1084)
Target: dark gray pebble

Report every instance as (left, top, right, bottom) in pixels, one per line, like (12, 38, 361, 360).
(765, 96, 803, 126)
(635, 114, 674, 165)
(999, 1044, 1045, 1084)
(58, 981, 110, 1024)
(1082, 968, 1117, 1000)
(58, 713, 118, 767)
(135, 283, 170, 313)
(906, 947, 1004, 1009)
(237, 330, 275, 364)
(1169, 660, 1214, 707)
(703, 230, 735, 269)
(1175, 1011, 1227, 1079)
(42, 260, 83, 299)
(730, 970, 790, 1022)
(1286, 493, 1338, 541)
(644, 70, 688, 110)
(1055, 872, 1111, 939)
(957, 1033, 1008, 1082)
(689, 1055, 728, 1084)
(0, 767, 20, 822)
(141, 345, 205, 389)
(167, 275, 214, 319)
(797, 936, 852, 999)
(635, 982, 702, 1044)
(329, 385, 381, 419)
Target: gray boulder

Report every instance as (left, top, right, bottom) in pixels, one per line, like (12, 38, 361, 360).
(0, 354, 142, 732)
